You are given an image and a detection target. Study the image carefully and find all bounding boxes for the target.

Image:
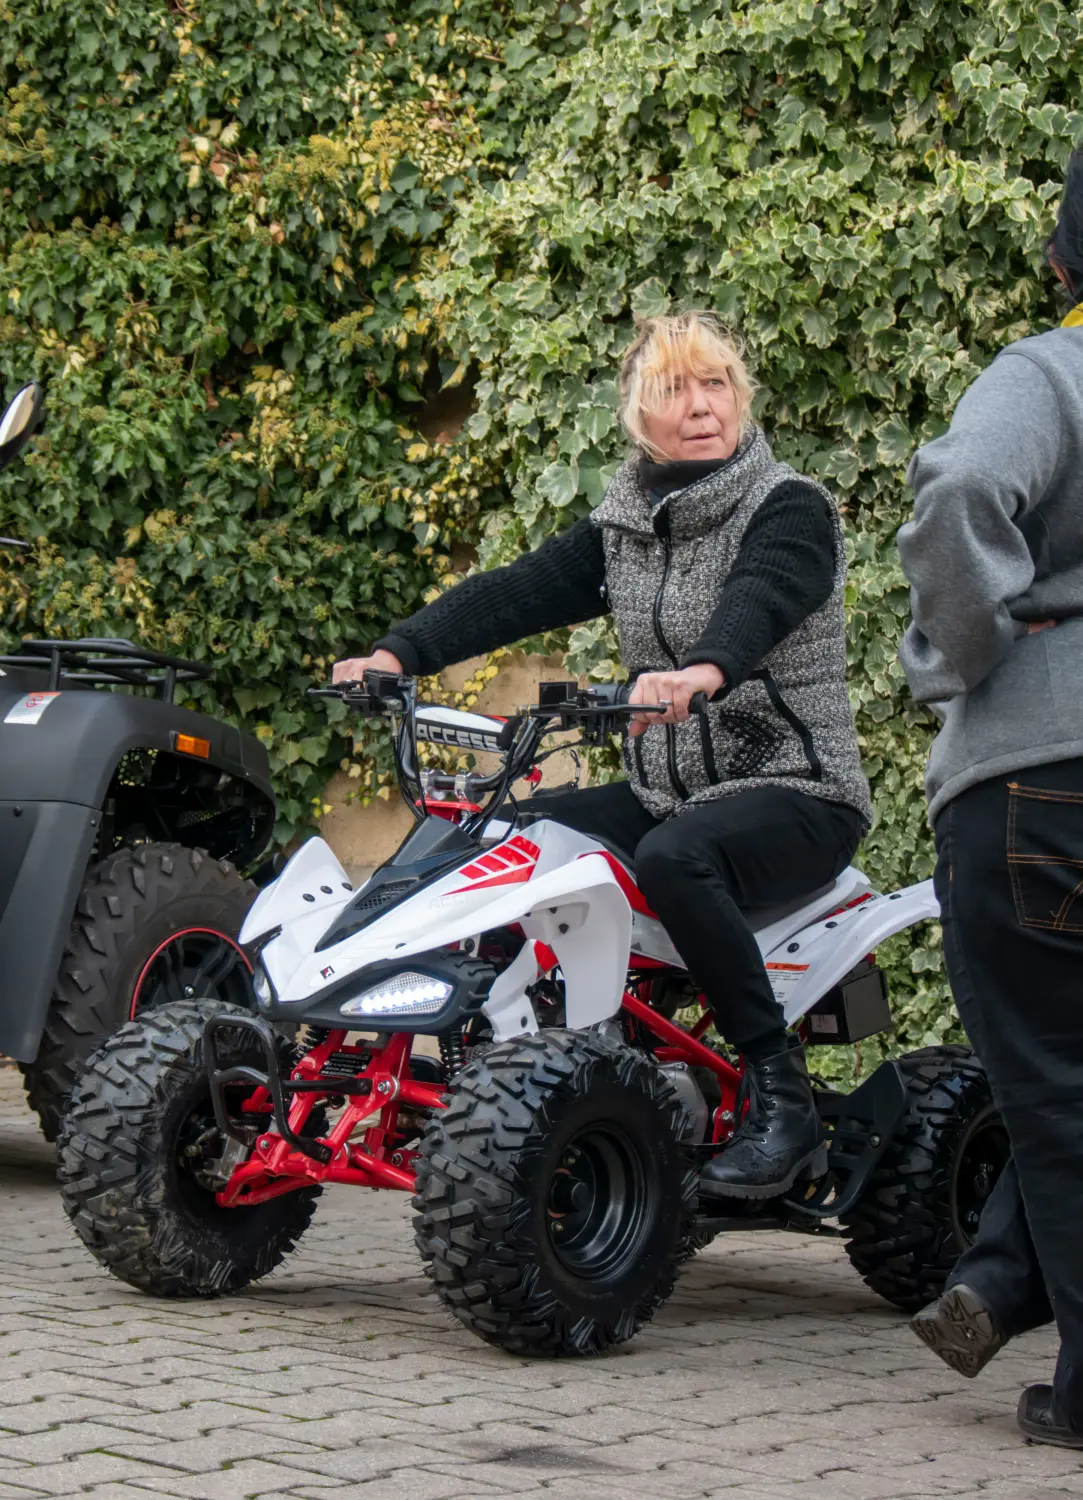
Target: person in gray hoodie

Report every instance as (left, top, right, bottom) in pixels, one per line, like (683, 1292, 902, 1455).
(898, 151, 1083, 1449)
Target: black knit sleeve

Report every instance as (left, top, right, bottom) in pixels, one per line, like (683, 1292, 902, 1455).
(679, 480, 837, 691)
(372, 516, 608, 677)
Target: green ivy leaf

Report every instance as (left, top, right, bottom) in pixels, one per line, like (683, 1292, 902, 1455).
(535, 459, 579, 508)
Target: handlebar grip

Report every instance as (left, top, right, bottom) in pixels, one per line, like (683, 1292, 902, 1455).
(590, 681, 633, 707)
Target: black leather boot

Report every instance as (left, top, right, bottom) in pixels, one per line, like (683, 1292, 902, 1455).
(699, 1038, 826, 1200)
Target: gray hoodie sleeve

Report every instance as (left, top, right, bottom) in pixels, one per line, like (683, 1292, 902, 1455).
(897, 351, 1063, 705)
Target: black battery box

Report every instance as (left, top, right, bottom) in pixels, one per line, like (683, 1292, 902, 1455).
(804, 961, 891, 1045)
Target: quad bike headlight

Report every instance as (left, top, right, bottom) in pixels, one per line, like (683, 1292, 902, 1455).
(252, 966, 273, 1009)
(339, 971, 453, 1018)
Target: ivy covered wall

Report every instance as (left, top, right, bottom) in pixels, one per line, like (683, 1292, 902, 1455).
(2, 0, 1080, 1060)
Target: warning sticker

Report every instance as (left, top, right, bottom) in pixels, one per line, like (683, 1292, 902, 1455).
(4, 691, 60, 725)
(765, 961, 809, 1004)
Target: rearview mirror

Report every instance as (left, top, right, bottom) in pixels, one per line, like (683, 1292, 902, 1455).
(0, 383, 44, 473)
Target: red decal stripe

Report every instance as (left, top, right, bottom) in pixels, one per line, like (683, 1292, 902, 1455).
(582, 850, 657, 918)
(449, 836, 539, 895)
(451, 867, 533, 894)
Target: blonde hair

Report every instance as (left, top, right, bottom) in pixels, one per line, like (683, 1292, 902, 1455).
(619, 310, 757, 459)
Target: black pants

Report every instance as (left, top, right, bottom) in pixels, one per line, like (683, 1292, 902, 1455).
(528, 781, 864, 1056)
(936, 761, 1083, 1429)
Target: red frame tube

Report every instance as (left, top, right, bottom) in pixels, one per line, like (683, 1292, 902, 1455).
(217, 984, 744, 1205)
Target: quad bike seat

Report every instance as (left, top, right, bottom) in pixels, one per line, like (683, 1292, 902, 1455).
(743, 880, 838, 933)
(554, 823, 842, 934)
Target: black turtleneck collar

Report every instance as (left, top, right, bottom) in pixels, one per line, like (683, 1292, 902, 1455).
(639, 447, 747, 508)
(639, 457, 722, 503)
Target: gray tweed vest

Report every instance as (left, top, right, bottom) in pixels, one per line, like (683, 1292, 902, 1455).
(590, 427, 872, 824)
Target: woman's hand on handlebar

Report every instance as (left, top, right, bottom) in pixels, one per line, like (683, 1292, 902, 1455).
(332, 648, 404, 685)
(627, 664, 724, 737)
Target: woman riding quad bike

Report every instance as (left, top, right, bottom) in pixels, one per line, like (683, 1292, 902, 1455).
(335, 310, 873, 1203)
(58, 312, 1002, 1356)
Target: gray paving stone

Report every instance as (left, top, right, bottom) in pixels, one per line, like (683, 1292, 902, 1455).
(62, 1487, 198, 1500)
(0, 1455, 178, 1497)
(279, 1472, 505, 1500)
(1, 1064, 1075, 1500)
(125, 1459, 346, 1499)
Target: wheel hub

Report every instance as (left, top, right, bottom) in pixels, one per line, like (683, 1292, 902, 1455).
(545, 1124, 654, 1279)
(952, 1110, 1011, 1245)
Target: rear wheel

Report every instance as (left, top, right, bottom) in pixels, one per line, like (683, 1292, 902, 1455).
(413, 1029, 696, 1356)
(840, 1045, 1008, 1311)
(58, 999, 319, 1296)
(21, 843, 255, 1140)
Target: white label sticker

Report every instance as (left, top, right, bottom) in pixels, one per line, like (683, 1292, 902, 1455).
(764, 961, 809, 1003)
(4, 691, 60, 725)
(809, 1012, 840, 1036)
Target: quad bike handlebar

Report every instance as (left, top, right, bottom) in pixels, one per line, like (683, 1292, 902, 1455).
(309, 670, 700, 835)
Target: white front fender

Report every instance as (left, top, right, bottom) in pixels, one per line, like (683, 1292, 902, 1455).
(239, 837, 354, 947)
(482, 858, 632, 1041)
(522, 873, 632, 1030)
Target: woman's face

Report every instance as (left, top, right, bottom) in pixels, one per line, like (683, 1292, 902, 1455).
(641, 368, 741, 462)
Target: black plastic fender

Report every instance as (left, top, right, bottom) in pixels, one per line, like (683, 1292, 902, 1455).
(0, 799, 100, 1060)
(0, 666, 275, 1062)
(0, 668, 273, 810)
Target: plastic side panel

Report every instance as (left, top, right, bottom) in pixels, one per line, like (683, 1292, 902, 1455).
(240, 836, 353, 945)
(0, 801, 100, 1060)
(752, 866, 873, 957)
(763, 880, 940, 1025)
(629, 909, 684, 967)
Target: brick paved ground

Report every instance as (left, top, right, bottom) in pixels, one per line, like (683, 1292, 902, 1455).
(1, 1064, 1079, 1500)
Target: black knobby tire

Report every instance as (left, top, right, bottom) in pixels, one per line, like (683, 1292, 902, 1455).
(58, 999, 320, 1296)
(413, 1028, 697, 1357)
(21, 843, 256, 1141)
(840, 1045, 1008, 1311)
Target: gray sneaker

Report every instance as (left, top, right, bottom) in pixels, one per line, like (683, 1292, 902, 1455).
(909, 1283, 1005, 1378)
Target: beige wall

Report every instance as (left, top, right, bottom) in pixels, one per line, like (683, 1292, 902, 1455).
(319, 651, 586, 881)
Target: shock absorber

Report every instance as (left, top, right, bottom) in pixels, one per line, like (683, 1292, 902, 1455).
(438, 1028, 465, 1079)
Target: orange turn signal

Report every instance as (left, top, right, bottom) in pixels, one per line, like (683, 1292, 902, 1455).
(174, 732, 211, 759)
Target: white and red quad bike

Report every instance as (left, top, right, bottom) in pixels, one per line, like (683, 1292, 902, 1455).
(59, 673, 1008, 1356)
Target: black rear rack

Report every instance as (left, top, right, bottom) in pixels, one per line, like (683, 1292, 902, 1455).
(0, 638, 213, 701)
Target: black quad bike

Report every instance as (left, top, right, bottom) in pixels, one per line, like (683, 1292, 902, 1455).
(58, 673, 1009, 1354)
(0, 382, 276, 1138)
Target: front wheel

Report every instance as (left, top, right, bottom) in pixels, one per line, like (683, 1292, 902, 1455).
(840, 1045, 1009, 1311)
(58, 1000, 320, 1297)
(413, 1029, 696, 1357)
